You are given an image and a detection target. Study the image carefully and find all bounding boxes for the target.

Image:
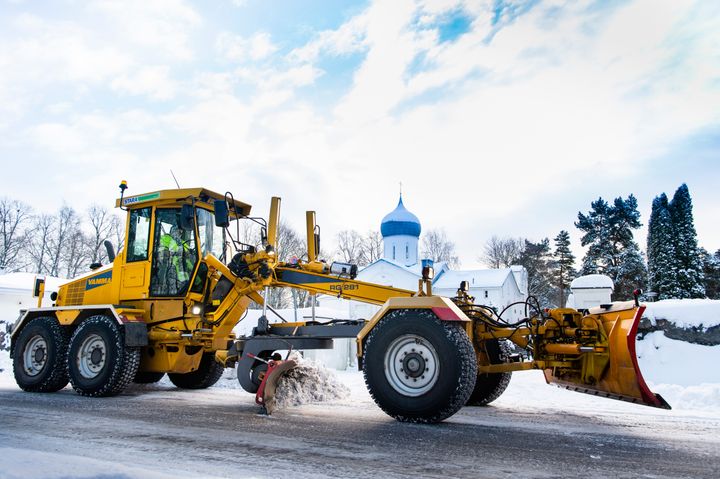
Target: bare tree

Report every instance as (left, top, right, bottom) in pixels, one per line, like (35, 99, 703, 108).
(27, 214, 55, 274)
(481, 235, 524, 268)
(86, 204, 116, 264)
(421, 228, 460, 268)
(265, 221, 306, 309)
(108, 214, 125, 255)
(335, 230, 367, 265)
(362, 230, 383, 264)
(0, 198, 32, 272)
(63, 228, 89, 278)
(46, 206, 81, 277)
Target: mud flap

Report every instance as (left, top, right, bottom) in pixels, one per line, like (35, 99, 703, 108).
(255, 359, 298, 414)
(545, 305, 671, 409)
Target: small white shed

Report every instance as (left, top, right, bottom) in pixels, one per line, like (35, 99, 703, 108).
(565, 274, 614, 310)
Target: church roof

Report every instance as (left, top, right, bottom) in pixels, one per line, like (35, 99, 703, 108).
(380, 196, 421, 238)
(433, 269, 517, 289)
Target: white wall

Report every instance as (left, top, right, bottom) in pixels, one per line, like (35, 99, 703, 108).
(382, 234, 418, 267)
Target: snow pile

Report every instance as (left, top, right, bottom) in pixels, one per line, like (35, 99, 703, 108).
(643, 298, 720, 328)
(273, 353, 350, 410)
(0, 349, 11, 376)
(638, 331, 720, 385)
(649, 382, 720, 411)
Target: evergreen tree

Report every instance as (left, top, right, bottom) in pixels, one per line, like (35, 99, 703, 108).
(614, 241, 647, 299)
(552, 230, 576, 307)
(646, 193, 680, 299)
(576, 198, 612, 276)
(576, 194, 647, 298)
(700, 248, 720, 299)
(669, 184, 705, 298)
(517, 238, 555, 307)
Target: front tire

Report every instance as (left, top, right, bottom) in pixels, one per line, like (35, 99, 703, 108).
(168, 353, 224, 389)
(12, 316, 69, 392)
(67, 315, 140, 397)
(363, 310, 477, 423)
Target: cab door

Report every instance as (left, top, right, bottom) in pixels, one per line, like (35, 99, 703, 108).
(120, 206, 153, 300)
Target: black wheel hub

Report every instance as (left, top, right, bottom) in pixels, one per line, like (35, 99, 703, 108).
(402, 352, 426, 379)
(90, 347, 103, 365)
(34, 347, 46, 364)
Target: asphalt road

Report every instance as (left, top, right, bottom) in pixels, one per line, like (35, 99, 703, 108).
(1, 376, 719, 479)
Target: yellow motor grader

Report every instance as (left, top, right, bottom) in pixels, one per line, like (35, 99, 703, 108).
(9, 183, 669, 422)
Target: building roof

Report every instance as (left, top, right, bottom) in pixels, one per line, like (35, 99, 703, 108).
(570, 274, 614, 289)
(380, 196, 421, 238)
(0, 272, 66, 294)
(432, 269, 516, 289)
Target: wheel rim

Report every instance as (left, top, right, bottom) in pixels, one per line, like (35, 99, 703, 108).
(76, 333, 107, 379)
(23, 335, 48, 377)
(384, 334, 440, 397)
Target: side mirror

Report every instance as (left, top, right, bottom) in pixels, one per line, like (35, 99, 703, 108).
(214, 199, 230, 227)
(104, 240, 116, 262)
(180, 204, 195, 230)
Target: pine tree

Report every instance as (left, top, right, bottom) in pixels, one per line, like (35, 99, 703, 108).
(700, 248, 720, 299)
(669, 184, 705, 298)
(517, 238, 555, 307)
(576, 195, 646, 298)
(576, 198, 612, 276)
(646, 193, 680, 299)
(614, 241, 647, 299)
(552, 230, 576, 307)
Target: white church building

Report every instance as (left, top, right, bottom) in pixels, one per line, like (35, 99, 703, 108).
(333, 195, 529, 323)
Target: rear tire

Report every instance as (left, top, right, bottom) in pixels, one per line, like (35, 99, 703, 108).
(133, 371, 165, 384)
(67, 315, 140, 397)
(12, 316, 69, 392)
(363, 310, 477, 423)
(168, 353, 224, 389)
(466, 339, 512, 406)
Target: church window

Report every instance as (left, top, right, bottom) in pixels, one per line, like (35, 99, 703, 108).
(405, 243, 409, 259)
(392, 245, 395, 260)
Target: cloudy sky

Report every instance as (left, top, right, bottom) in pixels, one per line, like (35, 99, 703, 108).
(1, 0, 718, 267)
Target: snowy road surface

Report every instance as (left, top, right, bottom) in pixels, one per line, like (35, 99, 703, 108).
(1, 367, 719, 479)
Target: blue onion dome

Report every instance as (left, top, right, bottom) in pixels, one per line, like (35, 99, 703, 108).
(381, 195, 421, 237)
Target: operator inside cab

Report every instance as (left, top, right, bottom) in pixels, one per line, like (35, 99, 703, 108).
(151, 210, 198, 296)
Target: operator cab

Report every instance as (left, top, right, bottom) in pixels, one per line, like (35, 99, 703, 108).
(116, 186, 252, 303)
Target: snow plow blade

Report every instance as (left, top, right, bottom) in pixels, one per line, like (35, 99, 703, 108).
(255, 359, 298, 414)
(544, 304, 671, 409)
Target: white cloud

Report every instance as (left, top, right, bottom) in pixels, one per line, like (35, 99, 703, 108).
(217, 32, 278, 62)
(288, 12, 370, 63)
(89, 0, 201, 60)
(111, 66, 178, 100)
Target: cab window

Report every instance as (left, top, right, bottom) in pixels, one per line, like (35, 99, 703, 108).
(197, 208, 226, 261)
(126, 207, 151, 262)
(150, 208, 198, 297)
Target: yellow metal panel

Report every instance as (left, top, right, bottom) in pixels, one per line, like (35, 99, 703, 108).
(55, 310, 80, 326)
(355, 296, 470, 357)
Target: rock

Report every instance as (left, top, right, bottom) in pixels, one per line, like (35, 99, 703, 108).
(638, 317, 720, 346)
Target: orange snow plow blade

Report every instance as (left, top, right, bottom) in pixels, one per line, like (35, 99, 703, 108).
(255, 359, 298, 414)
(544, 304, 671, 409)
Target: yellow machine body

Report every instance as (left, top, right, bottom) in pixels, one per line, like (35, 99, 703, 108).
(10, 184, 669, 416)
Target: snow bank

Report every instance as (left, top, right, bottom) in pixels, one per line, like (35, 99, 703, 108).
(643, 298, 720, 328)
(637, 331, 720, 385)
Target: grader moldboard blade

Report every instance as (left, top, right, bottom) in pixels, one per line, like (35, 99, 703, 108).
(255, 359, 299, 414)
(544, 304, 671, 409)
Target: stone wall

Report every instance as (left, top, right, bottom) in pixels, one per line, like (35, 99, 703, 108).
(639, 316, 720, 346)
